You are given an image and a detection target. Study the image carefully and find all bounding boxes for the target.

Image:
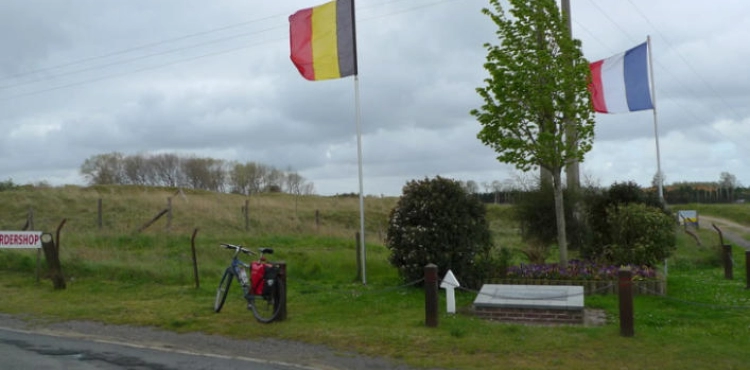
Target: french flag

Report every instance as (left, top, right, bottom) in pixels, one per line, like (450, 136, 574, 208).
(589, 42, 654, 114)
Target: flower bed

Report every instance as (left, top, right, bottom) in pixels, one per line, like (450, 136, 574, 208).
(491, 260, 665, 295)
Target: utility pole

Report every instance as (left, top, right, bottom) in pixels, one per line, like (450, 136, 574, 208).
(561, 0, 580, 193)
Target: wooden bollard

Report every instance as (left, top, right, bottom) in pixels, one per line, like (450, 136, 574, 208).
(41, 233, 66, 290)
(424, 263, 438, 328)
(745, 251, 750, 290)
(97, 198, 103, 229)
(723, 244, 733, 280)
(191, 228, 200, 288)
(618, 268, 634, 337)
(278, 262, 287, 321)
(244, 199, 250, 231)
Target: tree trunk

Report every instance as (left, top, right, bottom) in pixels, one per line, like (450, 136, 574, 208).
(552, 171, 568, 269)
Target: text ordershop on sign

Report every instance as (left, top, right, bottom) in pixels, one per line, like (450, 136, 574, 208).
(0, 231, 43, 249)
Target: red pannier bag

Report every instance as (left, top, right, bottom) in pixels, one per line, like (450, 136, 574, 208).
(250, 261, 266, 295)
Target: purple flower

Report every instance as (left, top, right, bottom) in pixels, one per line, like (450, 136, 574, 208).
(506, 259, 658, 281)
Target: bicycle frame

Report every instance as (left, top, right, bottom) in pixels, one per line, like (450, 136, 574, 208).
(214, 243, 284, 323)
(230, 250, 252, 298)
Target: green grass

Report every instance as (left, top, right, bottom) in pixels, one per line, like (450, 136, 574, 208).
(1, 186, 750, 369)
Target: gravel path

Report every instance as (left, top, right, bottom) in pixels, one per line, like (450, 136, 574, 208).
(698, 215, 750, 250)
(0, 313, 435, 370)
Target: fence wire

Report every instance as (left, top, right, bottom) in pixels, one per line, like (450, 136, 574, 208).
(297, 278, 424, 298)
(639, 285, 750, 311)
(438, 280, 750, 311)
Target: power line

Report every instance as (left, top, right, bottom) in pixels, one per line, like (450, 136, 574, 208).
(0, 0, 471, 102)
(0, 0, 468, 85)
(0, 14, 285, 83)
(0, 37, 282, 103)
(0, 26, 283, 91)
(623, 0, 745, 121)
(577, 0, 750, 173)
(580, 1, 735, 125)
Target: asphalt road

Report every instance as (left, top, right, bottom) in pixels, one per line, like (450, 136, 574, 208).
(0, 326, 312, 370)
(0, 314, 425, 370)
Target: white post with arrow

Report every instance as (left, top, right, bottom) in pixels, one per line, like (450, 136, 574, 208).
(440, 270, 460, 314)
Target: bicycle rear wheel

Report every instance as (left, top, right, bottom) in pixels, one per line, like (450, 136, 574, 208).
(250, 278, 284, 323)
(214, 269, 233, 313)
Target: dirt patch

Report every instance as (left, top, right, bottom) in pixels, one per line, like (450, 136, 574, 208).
(584, 309, 608, 326)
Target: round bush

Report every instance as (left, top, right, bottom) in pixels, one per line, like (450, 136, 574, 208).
(386, 176, 492, 288)
(604, 203, 676, 266)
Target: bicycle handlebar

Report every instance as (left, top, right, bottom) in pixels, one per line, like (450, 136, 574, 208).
(220, 243, 252, 254)
(220, 243, 274, 256)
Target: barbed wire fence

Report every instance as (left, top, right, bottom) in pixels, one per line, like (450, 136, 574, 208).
(2, 200, 749, 336)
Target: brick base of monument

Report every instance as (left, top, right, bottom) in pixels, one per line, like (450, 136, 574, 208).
(472, 306, 584, 325)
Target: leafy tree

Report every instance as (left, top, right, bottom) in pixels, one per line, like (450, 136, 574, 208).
(80, 152, 125, 185)
(471, 0, 594, 267)
(182, 157, 225, 192)
(719, 172, 737, 202)
(386, 177, 492, 288)
(0, 178, 18, 192)
(514, 182, 587, 262)
(123, 154, 147, 185)
(150, 153, 182, 187)
(463, 180, 479, 194)
(79, 152, 314, 195)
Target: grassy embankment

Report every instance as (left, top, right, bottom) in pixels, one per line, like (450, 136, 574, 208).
(1, 185, 749, 370)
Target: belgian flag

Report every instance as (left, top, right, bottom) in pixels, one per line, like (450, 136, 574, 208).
(289, 0, 357, 81)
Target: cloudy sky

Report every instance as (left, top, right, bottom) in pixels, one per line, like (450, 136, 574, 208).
(1, 0, 748, 196)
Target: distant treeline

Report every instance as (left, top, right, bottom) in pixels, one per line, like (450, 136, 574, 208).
(80, 152, 315, 195)
(656, 183, 748, 204)
(454, 174, 747, 205)
(470, 183, 748, 205)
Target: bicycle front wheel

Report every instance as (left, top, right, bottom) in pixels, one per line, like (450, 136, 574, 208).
(250, 278, 285, 323)
(214, 269, 233, 313)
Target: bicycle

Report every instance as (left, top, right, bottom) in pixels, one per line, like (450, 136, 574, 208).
(214, 243, 285, 323)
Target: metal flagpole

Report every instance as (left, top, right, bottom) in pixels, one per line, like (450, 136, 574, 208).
(647, 35, 667, 279)
(351, 0, 366, 285)
(354, 75, 366, 285)
(647, 35, 664, 203)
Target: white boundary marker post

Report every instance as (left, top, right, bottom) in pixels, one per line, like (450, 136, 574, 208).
(440, 270, 460, 314)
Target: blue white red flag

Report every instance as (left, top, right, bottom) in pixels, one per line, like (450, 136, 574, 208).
(589, 42, 653, 114)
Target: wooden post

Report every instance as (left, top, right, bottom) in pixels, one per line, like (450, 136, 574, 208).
(27, 207, 40, 282)
(191, 228, 200, 289)
(315, 209, 320, 232)
(137, 209, 168, 232)
(355, 232, 362, 282)
(166, 197, 172, 231)
(712, 223, 725, 245)
(278, 262, 287, 321)
(618, 268, 634, 337)
(424, 263, 438, 328)
(723, 244, 733, 280)
(97, 198, 103, 229)
(41, 221, 67, 290)
(745, 251, 750, 290)
(244, 199, 250, 231)
(27, 207, 34, 230)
